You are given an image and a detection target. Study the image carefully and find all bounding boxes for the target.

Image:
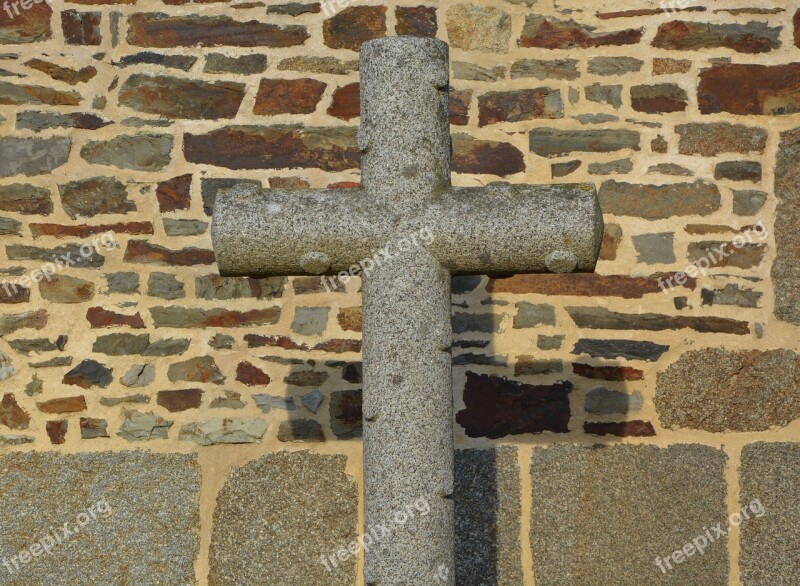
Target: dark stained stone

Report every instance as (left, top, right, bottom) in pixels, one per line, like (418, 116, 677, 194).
(513, 302, 555, 328)
(715, 160, 762, 182)
(168, 356, 225, 385)
(396, 5, 436, 37)
(0, 184, 52, 215)
(236, 361, 271, 386)
(278, 55, 359, 75)
(119, 74, 245, 120)
(572, 363, 644, 382)
(37, 395, 87, 413)
(519, 15, 642, 49)
(105, 272, 139, 294)
(457, 372, 571, 438)
(584, 420, 656, 437)
(277, 419, 325, 442)
(147, 272, 185, 299)
(327, 82, 359, 120)
(452, 277, 484, 296)
(293, 275, 345, 294)
(688, 240, 765, 269)
(205, 53, 267, 74)
(677, 122, 767, 156)
(573, 339, 669, 361)
(93, 333, 150, 356)
(452, 133, 524, 176)
(0, 394, 30, 430)
(0, 217, 20, 236)
(0, 2, 51, 44)
(266, 2, 320, 16)
(329, 389, 362, 439)
(599, 179, 721, 219)
(733, 190, 768, 215)
(701, 283, 762, 308)
(647, 163, 692, 176)
(699, 63, 800, 115)
(7, 243, 104, 268)
(653, 21, 780, 53)
(773, 127, 800, 324)
(323, 6, 386, 51)
(651, 134, 668, 153)
(0, 310, 47, 335)
(285, 370, 328, 386)
(59, 176, 133, 219)
(739, 443, 800, 585)
(38, 275, 95, 303)
(529, 128, 639, 157)
(313, 339, 361, 353)
(631, 83, 688, 113)
(24, 58, 96, 84)
(585, 388, 643, 415)
(657, 349, 800, 432)
(46, 419, 67, 444)
(30, 221, 150, 238)
(209, 452, 357, 585)
(511, 58, 578, 80)
(151, 306, 280, 328)
(28, 356, 73, 369)
(195, 274, 285, 300)
(184, 126, 359, 172)
(156, 174, 191, 213)
(531, 444, 727, 585)
(597, 6, 706, 17)
(17, 110, 109, 132)
(269, 176, 310, 188)
(128, 13, 309, 48)
(80, 134, 172, 171)
(62, 9, 101, 45)
(537, 335, 563, 350)
(123, 240, 215, 265)
(8, 336, 66, 355)
(157, 388, 203, 412)
(455, 447, 522, 585)
(488, 273, 695, 298)
(254, 78, 327, 115)
(0, 282, 29, 303)
(115, 51, 197, 71)
(452, 312, 502, 334)
(200, 178, 260, 216)
(551, 160, 581, 178)
(449, 89, 471, 126)
(478, 88, 563, 126)
(0, 80, 80, 106)
(0, 136, 71, 176)
(80, 417, 109, 438)
(587, 56, 643, 75)
(567, 306, 749, 335)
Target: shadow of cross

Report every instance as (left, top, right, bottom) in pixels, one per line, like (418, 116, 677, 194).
(212, 36, 603, 586)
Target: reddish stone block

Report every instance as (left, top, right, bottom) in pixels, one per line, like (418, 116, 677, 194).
(449, 89, 471, 126)
(123, 240, 215, 266)
(0, 2, 52, 43)
(29, 222, 153, 238)
(236, 361, 271, 386)
(572, 363, 645, 382)
(584, 420, 656, 437)
(37, 396, 87, 413)
(156, 174, 192, 213)
(396, 5, 436, 37)
(61, 10, 101, 45)
(86, 306, 146, 329)
(478, 88, 562, 126)
(323, 6, 386, 51)
(46, 420, 67, 444)
(0, 394, 30, 430)
(652, 20, 780, 54)
(313, 339, 361, 353)
(698, 63, 800, 115)
(119, 74, 245, 120)
(337, 307, 362, 332)
(631, 84, 688, 113)
(327, 82, 359, 121)
(519, 15, 642, 49)
(244, 334, 309, 350)
(487, 273, 696, 298)
(24, 58, 96, 85)
(254, 78, 327, 115)
(157, 389, 202, 412)
(452, 133, 524, 176)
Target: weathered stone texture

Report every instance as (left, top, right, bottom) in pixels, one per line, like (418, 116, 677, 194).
(209, 452, 357, 586)
(773, 127, 800, 324)
(531, 445, 728, 585)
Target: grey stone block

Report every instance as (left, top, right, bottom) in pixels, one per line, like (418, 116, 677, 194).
(0, 451, 199, 585)
(291, 306, 330, 336)
(455, 446, 523, 586)
(530, 444, 728, 586)
(740, 442, 800, 585)
(209, 451, 357, 586)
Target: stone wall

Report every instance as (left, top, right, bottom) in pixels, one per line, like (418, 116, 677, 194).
(0, 0, 797, 584)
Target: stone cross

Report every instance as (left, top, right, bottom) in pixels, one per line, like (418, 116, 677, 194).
(212, 36, 603, 585)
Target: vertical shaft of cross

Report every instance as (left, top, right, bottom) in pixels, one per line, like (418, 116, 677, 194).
(362, 249, 453, 585)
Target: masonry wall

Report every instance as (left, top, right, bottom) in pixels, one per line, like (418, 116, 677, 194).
(0, 0, 798, 584)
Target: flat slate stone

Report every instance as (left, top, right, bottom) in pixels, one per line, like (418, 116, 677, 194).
(0, 451, 199, 585)
(455, 446, 523, 586)
(739, 442, 800, 585)
(209, 451, 357, 586)
(530, 444, 728, 585)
